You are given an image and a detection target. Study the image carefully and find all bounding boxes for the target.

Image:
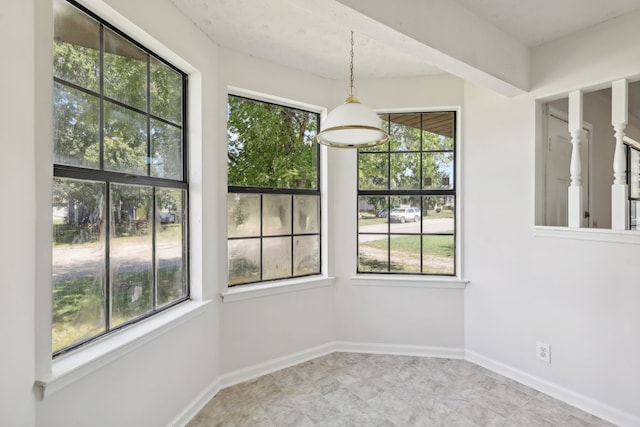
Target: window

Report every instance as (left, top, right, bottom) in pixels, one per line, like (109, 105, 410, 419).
(629, 144, 640, 230)
(52, 0, 188, 356)
(227, 95, 320, 286)
(357, 112, 456, 275)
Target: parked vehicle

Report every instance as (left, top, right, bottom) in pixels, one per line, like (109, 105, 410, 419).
(389, 207, 421, 223)
(377, 209, 388, 218)
(159, 211, 176, 224)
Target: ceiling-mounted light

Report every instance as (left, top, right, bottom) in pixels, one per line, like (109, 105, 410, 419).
(316, 31, 389, 148)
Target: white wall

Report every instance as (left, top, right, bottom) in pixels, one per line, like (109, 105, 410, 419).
(216, 55, 468, 373)
(13, 0, 222, 426)
(464, 12, 640, 422)
(0, 0, 37, 425)
(7, 0, 640, 425)
(217, 49, 339, 375)
(331, 75, 467, 352)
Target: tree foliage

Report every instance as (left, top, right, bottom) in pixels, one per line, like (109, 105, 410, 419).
(358, 115, 454, 215)
(227, 96, 318, 189)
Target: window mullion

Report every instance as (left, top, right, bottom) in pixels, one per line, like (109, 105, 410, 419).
(105, 182, 112, 332)
(99, 23, 105, 172)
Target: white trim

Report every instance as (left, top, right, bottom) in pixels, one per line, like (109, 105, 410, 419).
(36, 300, 212, 399)
(624, 135, 640, 150)
(350, 275, 468, 289)
(218, 341, 464, 390)
(227, 86, 326, 115)
(180, 344, 636, 427)
(221, 276, 335, 303)
(465, 350, 640, 427)
(335, 341, 465, 359)
(219, 342, 336, 388)
(169, 379, 221, 427)
(534, 225, 640, 244)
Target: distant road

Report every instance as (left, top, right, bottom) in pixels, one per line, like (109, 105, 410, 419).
(359, 218, 453, 242)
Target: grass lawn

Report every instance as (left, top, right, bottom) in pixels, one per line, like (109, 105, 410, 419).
(362, 233, 454, 257)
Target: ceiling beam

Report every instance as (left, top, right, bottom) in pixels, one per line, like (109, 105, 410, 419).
(292, 0, 530, 97)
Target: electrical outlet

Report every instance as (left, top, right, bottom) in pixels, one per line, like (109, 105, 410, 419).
(536, 342, 551, 363)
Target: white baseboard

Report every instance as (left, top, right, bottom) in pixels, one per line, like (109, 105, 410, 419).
(466, 350, 640, 427)
(173, 345, 638, 427)
(335, 341, 465, 359)
(218, 341, 464, 390)
(219, 342, 336, 389)
(168, 379, 221, 427)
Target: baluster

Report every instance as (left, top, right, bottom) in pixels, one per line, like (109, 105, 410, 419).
(567, 91, 583, 228)
(611, 79, 629, 229)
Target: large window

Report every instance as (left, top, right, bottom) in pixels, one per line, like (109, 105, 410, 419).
(358, 112, 456, 275)
(227, 95, 321, 286)
(52, 0, 188, 356)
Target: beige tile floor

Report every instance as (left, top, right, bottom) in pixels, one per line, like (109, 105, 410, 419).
(187, 352, 615, 427)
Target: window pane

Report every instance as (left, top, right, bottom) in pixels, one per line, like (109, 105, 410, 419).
(423, 112, 454, 150)
(422, 235, 455, 275)
(263, 194, 291, 236)
(359, 153, 388, 190)
(52, 178, 106, 352)
(423, 196, 455, 231)
(263, 237, 292, 280)
(150, 57, 182, 124)
(630, 148, 640, 198)
(422, 152, 454, 189)
(227, 96, 318, 189)
(357, 111, 456, 277)
(362, 116, 389, 152)
(358, 235, 388, 272)
(631, 200, 638, 231)
(294, 235, 320, 275)
(227, 193, 261, 238)
(293, 195, 319, 234)
(104, 28, 147, 111)
(151, 119, 182, 180)
(390, 235, 421, 273)
(53, 0, 100, 91)
(104, 101, 148, 175)
(389, 113, 421, 151)
(358, 196, 388, 232)
(389, 196, 422, 233)
(390, 152, 420, 190)
(228, 239, 260, 285)
(110, 184, 153, 326)
(156, 188, 186, 307)
(54, 82, 100, 168)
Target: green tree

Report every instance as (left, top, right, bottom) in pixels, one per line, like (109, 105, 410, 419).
(227, 96, 318, 189)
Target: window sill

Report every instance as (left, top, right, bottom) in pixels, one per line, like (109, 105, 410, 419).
(350, 275, 468, 289)
(221, 275, 335, 303)
(534, 226, 640, 245)
(35, 299, 212, 400)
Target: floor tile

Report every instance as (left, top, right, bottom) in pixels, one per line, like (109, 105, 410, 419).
(186, 353, 616, 427)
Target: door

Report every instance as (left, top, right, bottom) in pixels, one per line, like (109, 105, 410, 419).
(544, 112, 590, 227)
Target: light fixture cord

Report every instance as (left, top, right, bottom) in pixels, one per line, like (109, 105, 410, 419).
(349, 30, 354, 97)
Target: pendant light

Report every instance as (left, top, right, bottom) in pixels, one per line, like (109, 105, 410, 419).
(316, 31, 389, 148)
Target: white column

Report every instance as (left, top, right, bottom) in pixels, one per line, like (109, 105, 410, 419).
(568, 91, 584, 228)
(611, 79, 629, 230)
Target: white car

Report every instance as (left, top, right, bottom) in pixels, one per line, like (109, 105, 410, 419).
(389, 207, 421, 223)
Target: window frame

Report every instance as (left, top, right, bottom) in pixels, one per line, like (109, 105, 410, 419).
(357, 110, 458, 277)
(226, 93, 322, 287)
(52, 0, 190, 357)
(627, 143, 640, 230)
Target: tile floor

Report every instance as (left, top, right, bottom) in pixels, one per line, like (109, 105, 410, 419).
(187, 352, 615, 427)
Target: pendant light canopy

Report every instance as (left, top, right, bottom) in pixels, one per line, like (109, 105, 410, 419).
(316, 32, 389, 148)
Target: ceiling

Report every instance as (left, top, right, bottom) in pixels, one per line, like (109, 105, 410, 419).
(170, 0, 640, 81)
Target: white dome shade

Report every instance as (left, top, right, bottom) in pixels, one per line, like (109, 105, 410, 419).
(316, 97, 389, 148)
